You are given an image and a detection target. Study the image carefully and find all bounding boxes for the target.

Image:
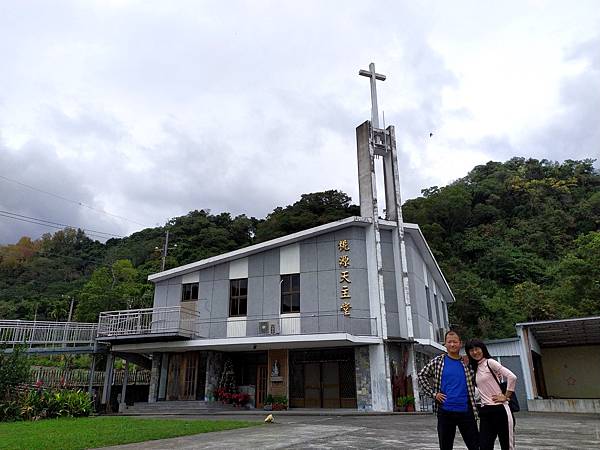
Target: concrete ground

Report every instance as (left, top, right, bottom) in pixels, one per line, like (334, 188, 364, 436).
(101, 412, 600, 449)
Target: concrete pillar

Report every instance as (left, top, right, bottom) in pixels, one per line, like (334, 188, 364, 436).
(118, 360, 129, 413)
(407, 345, 421, 411)
(158, 353, 169, 400)
(101, 353, 114, 408)
(354, 346, 372, 410)
(148, 352, 160, 403)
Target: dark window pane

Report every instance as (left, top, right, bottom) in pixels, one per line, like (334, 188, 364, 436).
(282, 275, 291, 292)
(239, 297, 247, 316)
(291, 274, 300, 291)
(292, 293, 300, 311)
(192, 284, 199, 300)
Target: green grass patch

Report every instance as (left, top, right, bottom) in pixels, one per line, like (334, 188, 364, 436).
(0, 416, 261, 450)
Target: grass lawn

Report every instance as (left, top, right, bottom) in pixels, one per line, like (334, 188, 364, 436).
(0, 416, 261, 450)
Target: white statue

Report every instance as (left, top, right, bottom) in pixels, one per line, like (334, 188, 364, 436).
(272, 360, 280, 377)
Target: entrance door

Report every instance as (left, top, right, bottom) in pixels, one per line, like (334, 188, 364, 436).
(180, 353, 198, 400)
(166, 353, 199, 401)
(322, 362, 340, 408)
(304, 363, 321, 408)
(256, 365, 268, 408)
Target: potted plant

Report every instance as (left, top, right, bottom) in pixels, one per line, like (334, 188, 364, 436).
(396, 395, 415, 412)
(272, 395, 288, 411)
(263, 394, 274, 411)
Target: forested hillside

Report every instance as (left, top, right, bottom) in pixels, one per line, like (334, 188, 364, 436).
(1, 159, 598, 339)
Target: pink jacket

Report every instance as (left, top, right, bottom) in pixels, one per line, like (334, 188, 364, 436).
(476, 358, 517, 406)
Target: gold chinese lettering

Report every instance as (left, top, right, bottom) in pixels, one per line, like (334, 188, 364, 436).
(340, 271, 351, 283)
(338, 239, 350, 252)
(340, 285, 351, 299)
(340, 301, 352, 316)
(338, 255, 350, 268)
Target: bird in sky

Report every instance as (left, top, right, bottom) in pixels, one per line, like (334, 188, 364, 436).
(429, 132, 434, 137)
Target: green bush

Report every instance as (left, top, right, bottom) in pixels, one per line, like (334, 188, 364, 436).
(0, 345, 31, 400)
(0, 388, 93, 422)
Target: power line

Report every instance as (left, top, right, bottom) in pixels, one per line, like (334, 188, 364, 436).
(0, 174, 148, 227)
(0, 210, 124, 239)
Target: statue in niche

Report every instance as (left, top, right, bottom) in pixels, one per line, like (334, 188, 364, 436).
(271, 360, 280, 377)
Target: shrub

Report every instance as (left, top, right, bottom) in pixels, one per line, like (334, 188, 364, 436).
(0, 388, 93, 422)
(0, 345, 31, 401)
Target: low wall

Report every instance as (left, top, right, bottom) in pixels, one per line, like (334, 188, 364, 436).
(528, 399, 600, 414)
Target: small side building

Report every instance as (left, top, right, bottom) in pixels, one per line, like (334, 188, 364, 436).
(517, 316, 600, 413)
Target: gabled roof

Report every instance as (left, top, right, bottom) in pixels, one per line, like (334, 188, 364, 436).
(148, 216, 371, 282)
(148, 216, 455, 304)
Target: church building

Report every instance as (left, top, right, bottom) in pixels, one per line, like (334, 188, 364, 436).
(98, 64, 452, 412)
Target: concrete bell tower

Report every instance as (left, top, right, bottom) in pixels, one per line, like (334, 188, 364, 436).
(356, 63, 417, 411)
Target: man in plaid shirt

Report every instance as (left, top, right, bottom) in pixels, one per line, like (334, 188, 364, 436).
(418, 330, 479, 450)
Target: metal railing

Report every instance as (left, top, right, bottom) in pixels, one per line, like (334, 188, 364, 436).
(0, 320, 97, 349)
(97, 307, 377, 339)
(97, 306, 200, 338)
(29, 366, 151, 387)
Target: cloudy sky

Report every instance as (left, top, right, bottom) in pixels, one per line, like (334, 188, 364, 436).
(1, 0, 599, 244)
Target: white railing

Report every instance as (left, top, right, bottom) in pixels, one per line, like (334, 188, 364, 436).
(97, 306, 200, 338)
(0, 320, 97, 348)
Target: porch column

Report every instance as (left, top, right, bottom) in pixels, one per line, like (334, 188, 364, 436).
(148, 352, 160, 403)
(101, 353, 115, 409)
(118, 359, 129, 413)
(158, 353, 169, 400)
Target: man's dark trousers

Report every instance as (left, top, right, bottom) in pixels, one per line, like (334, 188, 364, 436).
(437, 409, 479, 450)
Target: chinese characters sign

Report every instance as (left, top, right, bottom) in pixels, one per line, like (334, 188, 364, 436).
(338, 239, 352, 316)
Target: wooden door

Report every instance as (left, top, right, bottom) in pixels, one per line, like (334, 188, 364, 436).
(304, 363, 321, 408)
(166, 354, 180, 401)
(180, 353, 198, 400)
(322, 362, 340, 408)
(256, 365, 268, 408)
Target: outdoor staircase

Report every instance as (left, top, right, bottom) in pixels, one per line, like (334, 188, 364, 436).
(122, 400, 243, 415)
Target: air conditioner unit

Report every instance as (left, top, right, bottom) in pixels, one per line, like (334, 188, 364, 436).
(258, 320, 279, 335)
(258, 321, 269, 334)
(268, 321, 280, 335)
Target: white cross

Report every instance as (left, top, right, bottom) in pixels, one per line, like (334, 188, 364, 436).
(359, 63, 386, 129)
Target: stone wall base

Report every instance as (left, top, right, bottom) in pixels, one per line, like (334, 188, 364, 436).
(527, 398, 600, 413)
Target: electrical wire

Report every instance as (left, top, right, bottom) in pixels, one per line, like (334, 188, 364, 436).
(0, 210, 124, 239)
(0, 174, 148, 227)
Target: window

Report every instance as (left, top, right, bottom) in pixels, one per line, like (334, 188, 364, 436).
(181, 283, 199, 301)
(281, 274, 300, 314)
(229, 278, 248, 317)
(434, 293, 441, 327)
(425, 286, 433, 322)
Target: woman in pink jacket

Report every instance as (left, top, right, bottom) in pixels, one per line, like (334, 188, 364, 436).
(465, 339, 517, 450)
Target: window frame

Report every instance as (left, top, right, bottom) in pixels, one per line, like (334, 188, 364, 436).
(425, 286, 433, 323)
(280, 273, 300, 314)
(181, 282, 199, 302)
(229, 278, 248, 317)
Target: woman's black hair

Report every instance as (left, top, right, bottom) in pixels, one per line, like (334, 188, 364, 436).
(464, 339, 493, 374)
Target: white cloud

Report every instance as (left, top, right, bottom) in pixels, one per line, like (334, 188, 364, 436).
(0, 0, 599, 243)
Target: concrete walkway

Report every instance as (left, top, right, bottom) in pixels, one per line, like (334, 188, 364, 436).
(100, 412, 600, 449)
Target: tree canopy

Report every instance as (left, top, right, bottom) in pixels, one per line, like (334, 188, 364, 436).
(0, 160, 598, 337)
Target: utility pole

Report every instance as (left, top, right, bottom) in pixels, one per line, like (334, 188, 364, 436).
(156, 229, 177, 271)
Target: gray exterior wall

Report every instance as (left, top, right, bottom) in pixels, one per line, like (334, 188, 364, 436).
(405, 234, 448, 342)
(380, 229, 401, 337)
(498, 355, 528, 411)
(151, 225, 371, 338)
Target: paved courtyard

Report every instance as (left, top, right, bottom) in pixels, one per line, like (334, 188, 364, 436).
(102, 412, 600, 449)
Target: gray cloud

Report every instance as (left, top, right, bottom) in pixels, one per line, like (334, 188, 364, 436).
(0, 1, 598, 245)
